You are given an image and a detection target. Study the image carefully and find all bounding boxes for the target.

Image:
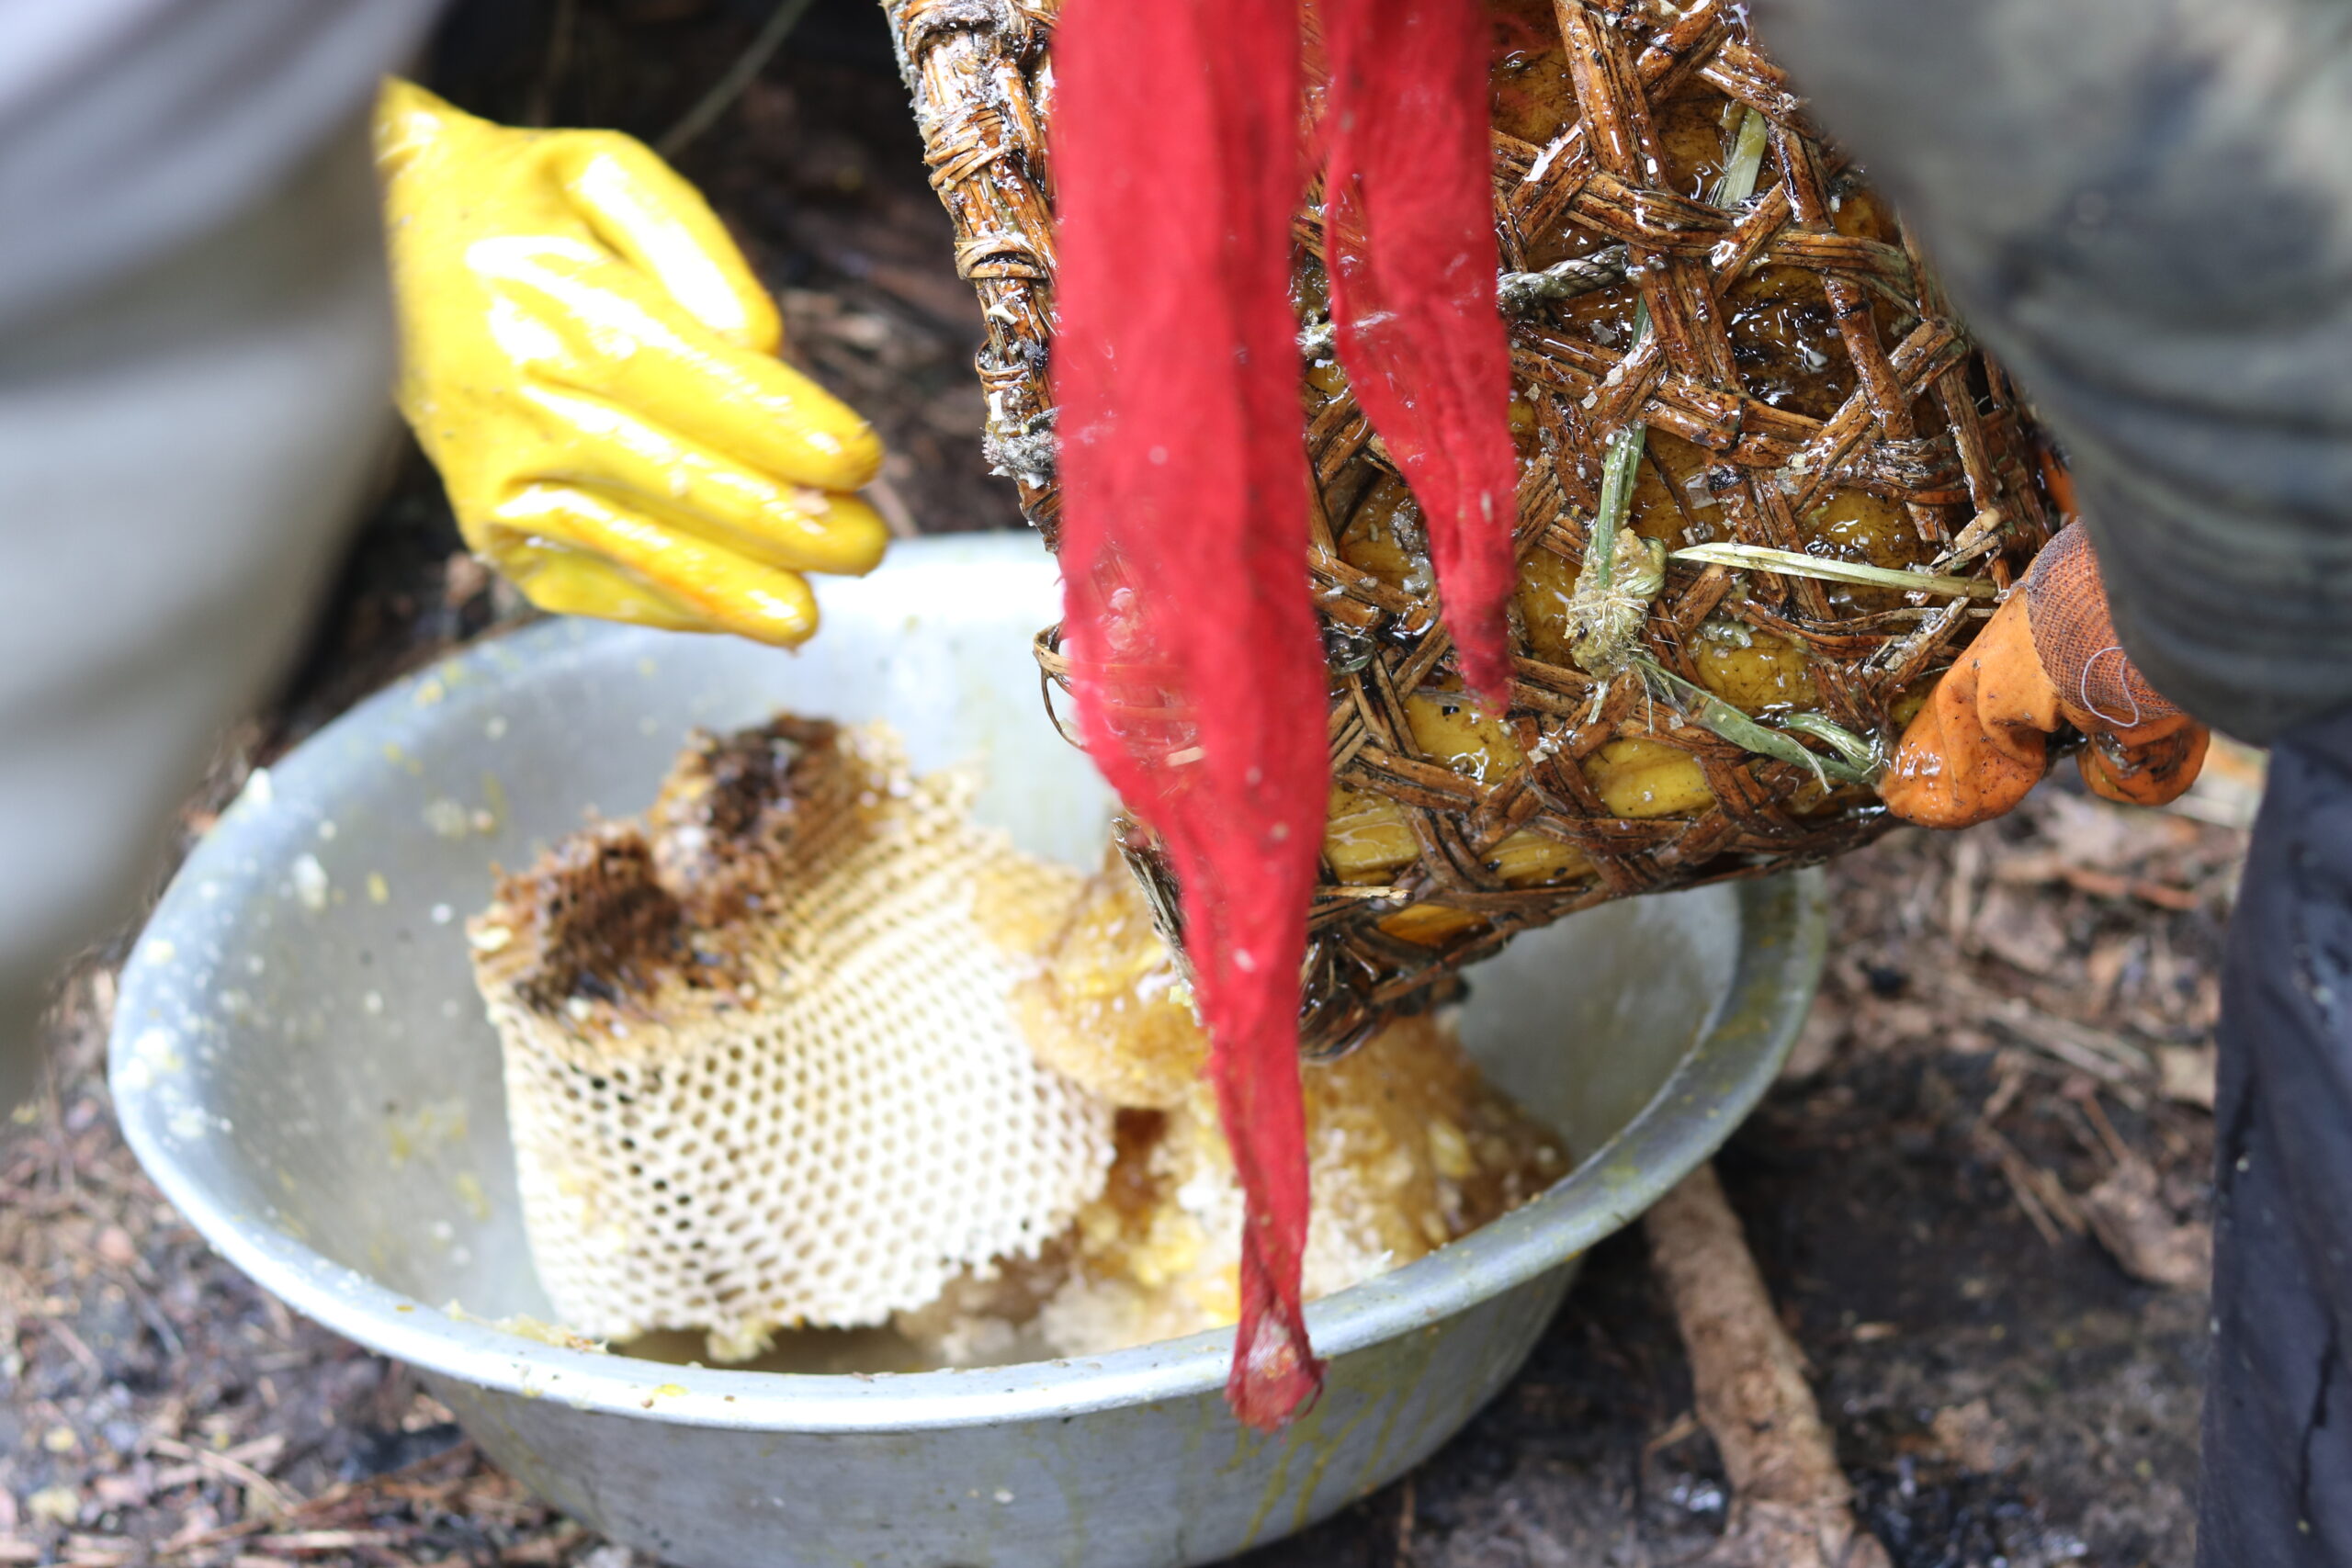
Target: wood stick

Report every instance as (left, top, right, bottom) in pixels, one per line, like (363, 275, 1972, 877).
(1645, 1164, 1891, 1568)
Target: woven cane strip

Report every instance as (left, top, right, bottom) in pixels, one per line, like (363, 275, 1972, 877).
(880, 0, 2057, 1055)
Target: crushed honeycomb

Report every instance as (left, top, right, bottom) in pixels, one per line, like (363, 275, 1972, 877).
(1030, 1012, 1568, 1358)
(477, 716, 1571, 1367)
(998, 844, 1207, 1111)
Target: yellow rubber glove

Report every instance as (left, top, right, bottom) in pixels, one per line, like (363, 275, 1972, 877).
(375, 80, 886, 645)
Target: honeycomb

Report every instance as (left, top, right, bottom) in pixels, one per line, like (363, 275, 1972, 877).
(900, 1011, 1567, 1362)
(469, 718, 1112, 1358)
(474, 716, 1568, 1366)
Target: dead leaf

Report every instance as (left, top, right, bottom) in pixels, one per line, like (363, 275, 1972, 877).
(2082, 1158, 2211, 1291)
(442, 553, 492, 609)
(2036, 790, 2196, 868)
(1859, 998, 1938, 1046)
(2083, 936, 2137, 1014)
(1782, 1005, 1844, 1081)
(1944, 1026, 1995, 1056)
(88, 1477, 151, 1511)
(2156, 1044, 2217, 1111)
(1972, 886, 2069, 976)
(1928, 1398, 2011, 1473)
(2165, 737, 2265, 830)
(94, 1227, 137, 1269)
(251, 1530, 402, 1553)
(2189, 974, 2222, 1031)
(497, 1521, 585, 1564)
(1945, 834, 1984, 944)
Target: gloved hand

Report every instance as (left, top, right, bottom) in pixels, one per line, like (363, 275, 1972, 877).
(375, 80, 886, 645)
(1879, 522, 2210, 828)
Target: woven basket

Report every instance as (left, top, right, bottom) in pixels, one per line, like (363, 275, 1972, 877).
(883, 0, 2058, 1055)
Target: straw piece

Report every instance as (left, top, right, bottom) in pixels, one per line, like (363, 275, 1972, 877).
(1671, 541, 1999, 600)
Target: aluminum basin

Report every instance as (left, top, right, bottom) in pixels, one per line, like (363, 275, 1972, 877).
(110, 533, 1824, 1568)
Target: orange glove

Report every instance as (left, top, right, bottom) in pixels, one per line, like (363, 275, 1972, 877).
(1880, 523, 2209, 828)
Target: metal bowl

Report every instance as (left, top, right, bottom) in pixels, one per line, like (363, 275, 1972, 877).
(111, 534, 1823, 1568)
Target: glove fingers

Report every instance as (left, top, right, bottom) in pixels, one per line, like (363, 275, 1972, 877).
(1968, 591, 2065, 741)
(610, 326, 881, 495)
(2026, 522, 2209, 807)
(2077, 719, 2211, 808)
(1879, 593, 2052, 828)
(375, 74, 883, 645)
(552, 133, 785, 354)
(492, 538, 727, 635)
(375, 79, 481, 182)
(485, 484, 820, 646)
(1871, 592, 2060, 831)
(517, 385, 888, 577)
(1880, 661, 2048, 828)
(499, 254, 879, 492)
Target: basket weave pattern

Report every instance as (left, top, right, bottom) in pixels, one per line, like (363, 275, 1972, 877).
(883, 0, 2055, 1054)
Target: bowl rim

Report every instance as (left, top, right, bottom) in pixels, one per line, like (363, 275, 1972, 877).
(111, 541, 1824, 1435)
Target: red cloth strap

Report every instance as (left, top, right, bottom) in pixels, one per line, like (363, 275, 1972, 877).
(1053, 0, 1511, 1428)
(1325, 0, 1518, 705)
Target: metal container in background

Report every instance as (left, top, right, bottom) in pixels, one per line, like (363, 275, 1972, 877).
(110, 535, 1824, 1568)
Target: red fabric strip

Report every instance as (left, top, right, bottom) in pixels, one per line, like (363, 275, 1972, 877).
(1052, 0, 1329, 1427)
(1323, 0, 1519, 705)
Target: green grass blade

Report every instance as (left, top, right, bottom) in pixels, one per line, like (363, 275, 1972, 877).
(1779, 711, 1883, 776)
(1633, 659, 1874, 787)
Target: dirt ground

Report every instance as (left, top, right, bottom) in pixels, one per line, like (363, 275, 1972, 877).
(2, 3, 2236, 1563)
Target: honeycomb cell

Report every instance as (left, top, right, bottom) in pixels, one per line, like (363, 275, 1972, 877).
(1323, 784, 1419, 885)
(1584, 737, 1715, 818)
(1693, 623, 1821, 715)
(1402, 692, 1523, 784)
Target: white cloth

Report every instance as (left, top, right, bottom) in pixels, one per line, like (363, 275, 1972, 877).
(0, 0, 443, 1111)
(0, 0, 439, 333)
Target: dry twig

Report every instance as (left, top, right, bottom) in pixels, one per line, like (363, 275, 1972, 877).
(657, 0, 818, 157)
(148, 1437, 292, 1519)
(1972, 1121, 2086, 1246)
(1645, 1165, 1892, 1568)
